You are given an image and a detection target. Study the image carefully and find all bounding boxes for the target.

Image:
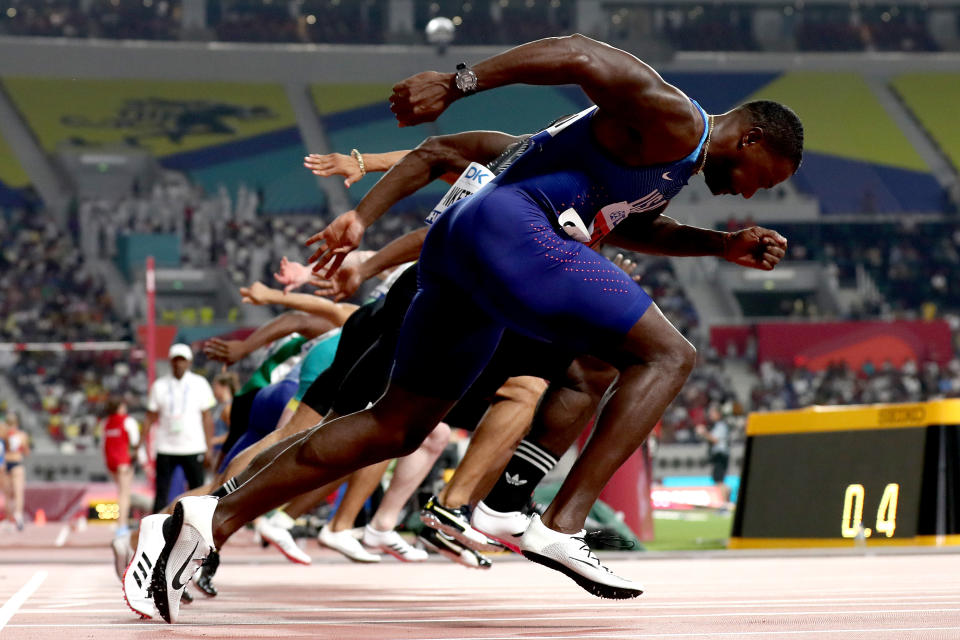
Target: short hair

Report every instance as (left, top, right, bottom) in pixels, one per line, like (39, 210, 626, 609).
(214, 371, 241, 395)
(104, 395, 124, 416)
(737, 100, 804, 171)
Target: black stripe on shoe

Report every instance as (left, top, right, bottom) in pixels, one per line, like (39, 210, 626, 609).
(151, 500, 185, 623)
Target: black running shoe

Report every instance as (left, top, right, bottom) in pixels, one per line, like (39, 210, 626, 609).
(181, 589, 193, 604)
(418, 527, 492, 570)
(419, 495, 503, 553)
(195, 550, 219, 597)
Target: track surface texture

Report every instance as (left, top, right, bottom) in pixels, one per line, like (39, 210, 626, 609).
(2, 523, 960, 639)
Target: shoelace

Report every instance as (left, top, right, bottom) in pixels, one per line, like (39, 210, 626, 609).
(571, 535, 607, 570)
(569, 531, 636, 573)
(582, 530, 637, 551)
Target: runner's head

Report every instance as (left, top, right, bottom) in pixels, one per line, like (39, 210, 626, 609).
(703, 100, 803, 199)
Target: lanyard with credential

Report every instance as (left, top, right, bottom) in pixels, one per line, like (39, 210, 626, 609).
(167, 377, 191, 418)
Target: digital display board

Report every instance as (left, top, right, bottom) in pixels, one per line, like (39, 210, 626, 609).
(731, 400, 960, 548)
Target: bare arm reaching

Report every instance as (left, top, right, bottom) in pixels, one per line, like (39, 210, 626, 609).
(304, 150, 411, 187)
(239, 282, 359, 324)
(203, 311, 337, 365)
(305, 130, 520, 274)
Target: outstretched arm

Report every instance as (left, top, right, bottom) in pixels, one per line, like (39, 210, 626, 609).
(304, 150, 411, 187)
(204, 311, 337, 365)
(240, 282, 359, 324)
(305, 130, 520, 274)
(390, 34, 691, 137)
(606, 213, 787, 271)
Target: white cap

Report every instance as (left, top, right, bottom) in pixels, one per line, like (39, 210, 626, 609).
(168, 343, 193, 361)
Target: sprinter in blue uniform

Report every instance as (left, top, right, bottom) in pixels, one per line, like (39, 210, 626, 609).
(153, 34, 803, 621)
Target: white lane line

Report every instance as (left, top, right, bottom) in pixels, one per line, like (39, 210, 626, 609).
(0, 571, 47, 631)
(16, 600, 960, 616)
(53, 526, 70, 547)
(5, 607, 960, 626)
(6, 623, 960, 637)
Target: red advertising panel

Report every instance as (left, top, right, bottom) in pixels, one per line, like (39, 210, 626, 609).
(712, 320, 952, 370)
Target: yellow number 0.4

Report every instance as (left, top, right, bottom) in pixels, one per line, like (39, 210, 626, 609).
(841, 484, 865, 538)
(841, 483, 900, 539)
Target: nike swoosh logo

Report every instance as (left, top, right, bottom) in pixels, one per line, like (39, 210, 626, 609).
(569, 556, 600, 569)
(171, 541, 200, 590)
(662, 172, 672, 181)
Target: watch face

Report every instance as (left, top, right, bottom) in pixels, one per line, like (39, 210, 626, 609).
(456, 69, 477, 92)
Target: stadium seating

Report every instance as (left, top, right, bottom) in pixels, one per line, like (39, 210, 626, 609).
(774, 221, 960, 314)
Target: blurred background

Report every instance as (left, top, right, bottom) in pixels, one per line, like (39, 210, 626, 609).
(0, 0, 959, 549)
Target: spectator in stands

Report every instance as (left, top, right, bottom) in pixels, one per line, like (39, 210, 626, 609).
(695, 404, 732, 506)
(2, 414, 30, 531)
(145, 344, 217, 514)
(102, 396, 140, 540)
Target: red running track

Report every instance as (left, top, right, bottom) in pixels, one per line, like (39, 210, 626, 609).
(2, 522, 960, 639)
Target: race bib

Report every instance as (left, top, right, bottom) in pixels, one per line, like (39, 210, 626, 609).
(425, 162, 493, 225)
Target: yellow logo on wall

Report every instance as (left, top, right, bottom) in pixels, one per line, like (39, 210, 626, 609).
(4, 77, 297, 157)
(61, 98, 277, 146)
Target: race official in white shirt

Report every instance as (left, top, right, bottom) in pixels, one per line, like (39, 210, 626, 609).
(146, 343, 217, 513)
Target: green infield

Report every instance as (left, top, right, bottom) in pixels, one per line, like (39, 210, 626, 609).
(646, 509, 733, 551)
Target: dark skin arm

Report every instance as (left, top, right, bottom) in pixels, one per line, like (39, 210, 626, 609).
(311, 227, 428, 301)
(390, 34, 700, 166)
(203, 311, 335, 365)
(605, 210, 788, 271)
(305, 130, 521, 274)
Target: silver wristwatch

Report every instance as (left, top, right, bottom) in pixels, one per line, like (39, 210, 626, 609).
(454, 63, 478, 94)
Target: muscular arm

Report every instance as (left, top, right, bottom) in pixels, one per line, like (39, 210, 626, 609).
(391, 34, 692, 140)
(606, 212, 787, 270)
(353, 130, 520, 227)
(204, 311, 336, 365)
(605, 213, 727, 258)
(359, 227, 427, 279)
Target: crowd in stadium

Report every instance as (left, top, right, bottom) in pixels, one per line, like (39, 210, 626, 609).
(0, 208, 125, 344)
(750, 357, 960, 412)
(780, 221, 960, 314)
(79, 178, 325, 288)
